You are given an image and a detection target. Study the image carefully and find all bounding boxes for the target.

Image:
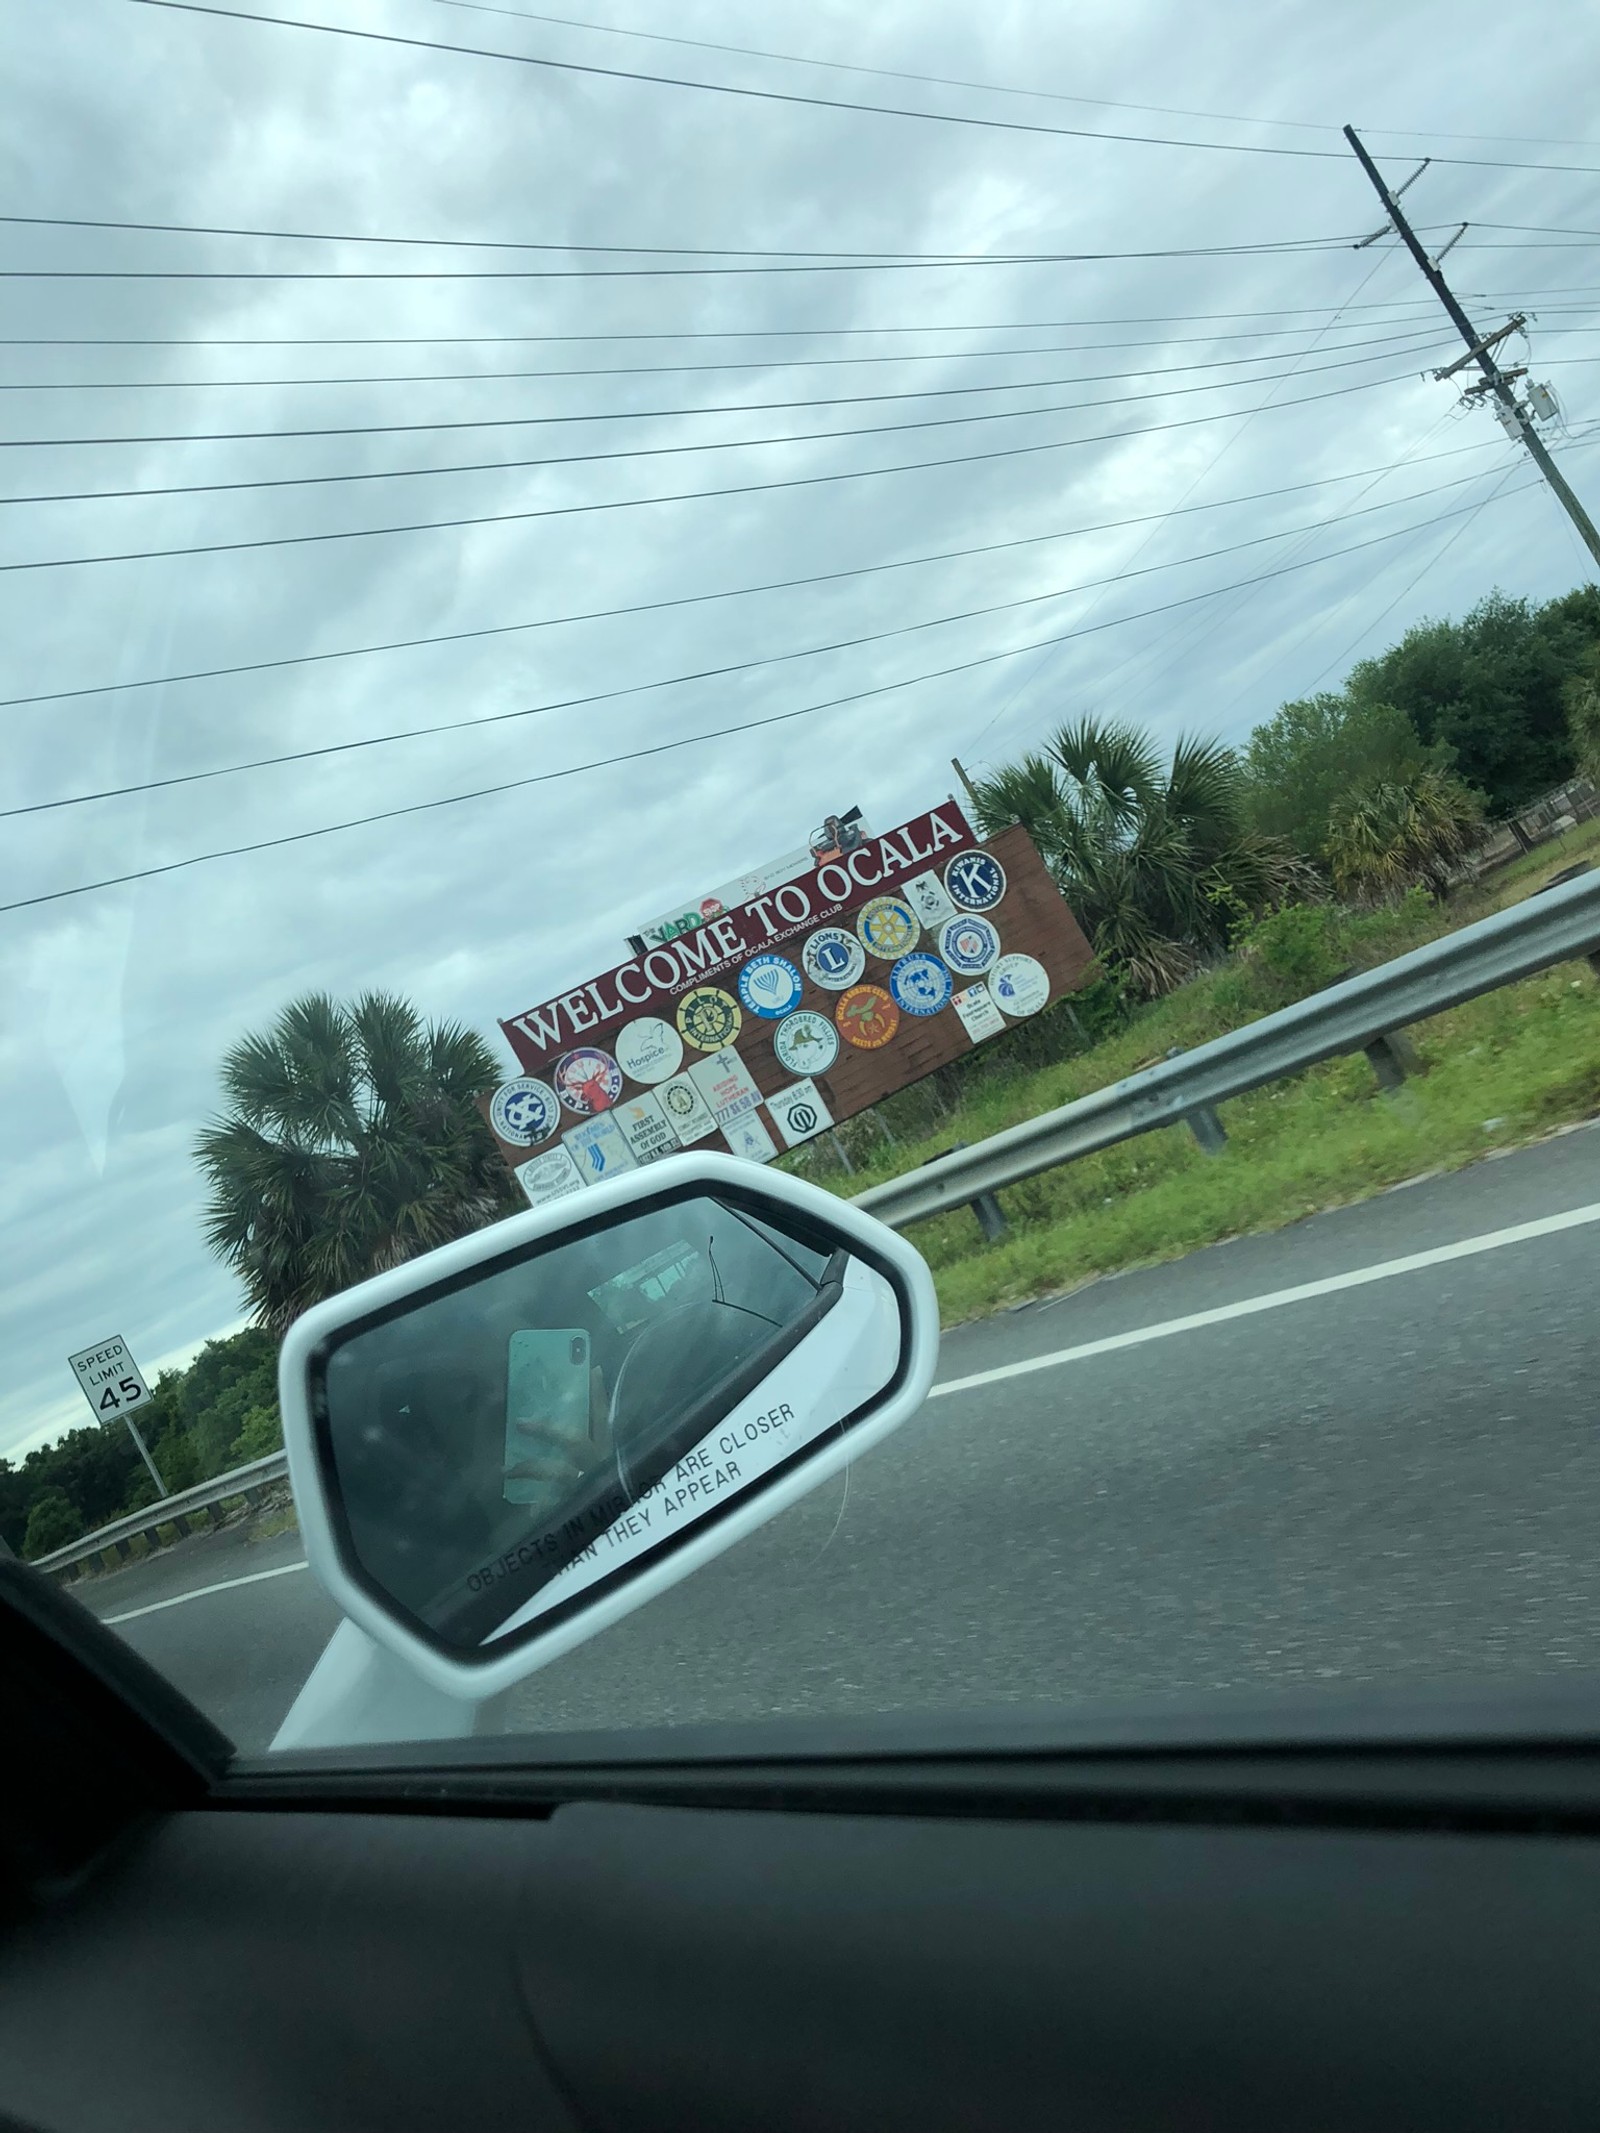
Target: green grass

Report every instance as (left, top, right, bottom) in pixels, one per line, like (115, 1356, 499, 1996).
(1462, 810, 1600, 902)
(802, 843, 1600, 1326)
(249, 1502, 300, 1544)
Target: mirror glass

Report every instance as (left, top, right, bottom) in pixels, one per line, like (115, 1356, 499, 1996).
(314, 1191, 899, 1653)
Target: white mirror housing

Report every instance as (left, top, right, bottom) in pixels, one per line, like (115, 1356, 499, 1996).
(279, 1152, 938, 1705)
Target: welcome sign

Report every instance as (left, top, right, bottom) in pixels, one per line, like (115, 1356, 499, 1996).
(504, 804, 973, 1060)
(490, 804, 1096, 1202)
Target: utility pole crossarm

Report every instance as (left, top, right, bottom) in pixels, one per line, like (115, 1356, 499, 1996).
(1343, 123, 1600, 575)
(1434, 316, 1525, 382)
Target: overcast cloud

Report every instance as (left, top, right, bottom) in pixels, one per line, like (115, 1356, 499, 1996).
(3, 0, 1598, 1460)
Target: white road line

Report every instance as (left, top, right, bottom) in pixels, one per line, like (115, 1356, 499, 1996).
(929, 1199, 1600, 1401)
(102, 1558, 309, 1625)
(89, 1201, 1600, 1611)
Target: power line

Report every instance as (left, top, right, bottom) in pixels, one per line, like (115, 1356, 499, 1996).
(4, 335, 1449, 461)
(0, 210, 1345, 259)
(0, 208, 1363, 269)
(124, 1, 1351, 161)
(123, 2, 1600, 177)
(0, 299, 1476, 347)
(1296, 460, 1528, 696)
(0, 322, 1470, 369)
(427, 0, 1600, 153)
(0, 244, 1372, 280)
(0, 437, 1513, 712)
(1468, 222, 1600, 239)
(0, 322, 1458, 392)
(1116, 396, 1470, 723)
(442, 0, 1353, 134)
(5, 469, 1513, 816)
(965, 243, 1404, 751)
(0, 366, 1455, 573)
(2, 474, 1552, 917)
(1408, 242, 1600, 252)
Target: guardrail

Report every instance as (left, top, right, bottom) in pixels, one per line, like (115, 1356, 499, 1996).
(37, 869, 1600, 1580)
(37, 1451, 289, 1582)
(853, 866, 1600, 1232)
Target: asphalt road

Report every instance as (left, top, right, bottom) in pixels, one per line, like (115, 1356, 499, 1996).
(81, 1123, 1600, 1752)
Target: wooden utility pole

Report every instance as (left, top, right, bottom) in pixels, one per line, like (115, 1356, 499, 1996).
(1344, 124, 1600, 574)
(950, 756, 983, 813)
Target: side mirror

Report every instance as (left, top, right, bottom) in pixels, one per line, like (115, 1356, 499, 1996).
(279, 1153, 938, 1703)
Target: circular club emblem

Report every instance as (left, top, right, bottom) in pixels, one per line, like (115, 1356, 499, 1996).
(488, 1077, 560, 1147)
(836, 983, 900, 1050)
(855, 895, 921, 961)
(737, 953, 805, 1020)
(553, 1048, 623, 1116)
(613, 1015, 683, 1085)
(802, 926, 866, 991)
(774, 1009, 840, 1076)
(944, 850, 1007, 912)
(991, 952, 1050, 1018)
(675, 986, 742, 1052)
(888, 951, 953, 1018)
(939, 914, 1001, 976)
(660, 1081, 702, 1127)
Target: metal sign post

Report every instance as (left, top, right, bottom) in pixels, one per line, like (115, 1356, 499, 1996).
(67, 1336, 167, 1496)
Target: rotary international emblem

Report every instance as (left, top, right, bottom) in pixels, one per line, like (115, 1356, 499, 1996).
(855, 895, 920, 960)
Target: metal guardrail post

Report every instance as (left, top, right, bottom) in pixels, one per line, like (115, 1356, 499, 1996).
(1186, 1105, 1230, 1154)
(921, 1142, 1010, 1243)
(1363, 1029, 1424, 1092)
(972, 1189, 1011, 1244)
(1167, 1049, 1228, 1153)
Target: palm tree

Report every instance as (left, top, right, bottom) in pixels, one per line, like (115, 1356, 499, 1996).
(195, 992, 519, 1333)
(970, 717, 1315, 995)
(1324, 768, 1484, 905)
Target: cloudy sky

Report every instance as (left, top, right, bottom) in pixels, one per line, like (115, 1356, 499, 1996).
(3, 0, 1598, 1463)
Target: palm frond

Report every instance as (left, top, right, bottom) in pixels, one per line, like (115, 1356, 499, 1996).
(1164, 735, 1245, 845)
(196, 988, 516, 1328)
(967, 755, 1066, 845)
(1326, 768, 1481, 903)
(1046, 717, 1163, 821)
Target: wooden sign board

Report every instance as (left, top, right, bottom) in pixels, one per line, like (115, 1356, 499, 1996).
(483, 804, 1094, 1192)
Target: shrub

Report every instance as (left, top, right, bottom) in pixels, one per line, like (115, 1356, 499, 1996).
(229, 1403, 284, 1465)
(23, 1488, 81, 1560)
(1233, 902, 1348, 994)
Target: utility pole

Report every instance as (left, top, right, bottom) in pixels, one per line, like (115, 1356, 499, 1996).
(1344, 124, 1600, 574)
(950, 756, 982, 813)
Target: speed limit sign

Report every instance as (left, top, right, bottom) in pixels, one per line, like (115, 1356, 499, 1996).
(68, 1335, 150, 1420)
(68, 1335, 168, 1494)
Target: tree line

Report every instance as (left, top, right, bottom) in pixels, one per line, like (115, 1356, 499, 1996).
(1, 1327, 280, 1559)
(971, 585, 1600, 996)
(8, 583, 1598, 1559)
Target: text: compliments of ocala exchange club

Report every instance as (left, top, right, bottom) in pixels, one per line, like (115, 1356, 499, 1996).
(503, 803, 973, 1062)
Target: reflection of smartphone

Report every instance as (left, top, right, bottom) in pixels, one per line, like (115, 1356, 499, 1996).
(504, 1329, 591, 1504)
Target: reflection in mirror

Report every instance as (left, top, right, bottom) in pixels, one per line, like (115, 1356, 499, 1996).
(316, 1191, 894, 1654)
